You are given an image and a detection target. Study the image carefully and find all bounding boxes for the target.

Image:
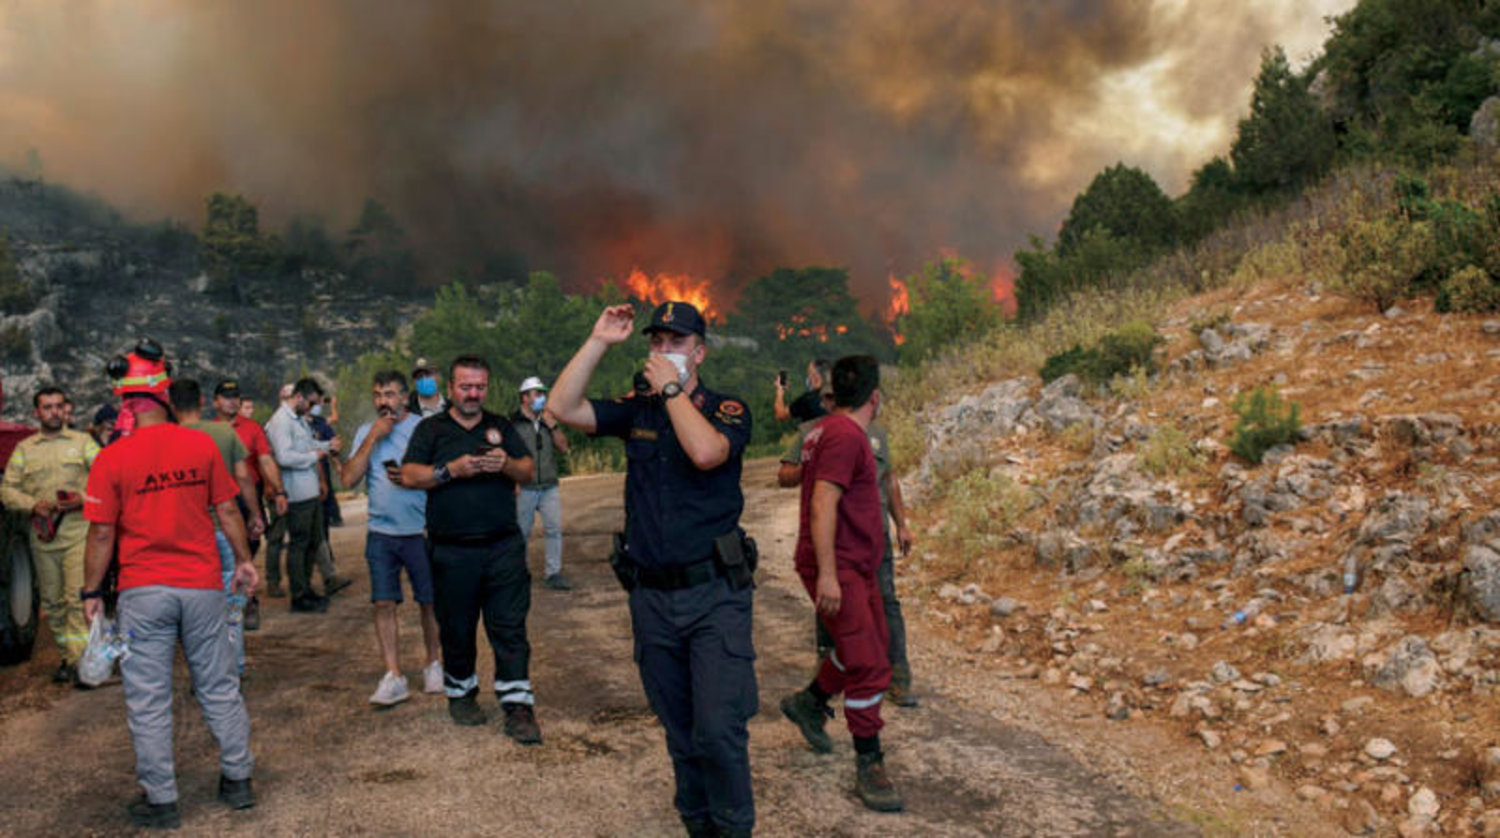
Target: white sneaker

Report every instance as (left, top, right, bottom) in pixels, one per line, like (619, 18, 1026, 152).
(369, 672, 410, 706)
(422, 661, 444, 694)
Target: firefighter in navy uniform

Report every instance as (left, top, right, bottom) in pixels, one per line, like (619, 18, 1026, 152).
(551, 301, 757, 838)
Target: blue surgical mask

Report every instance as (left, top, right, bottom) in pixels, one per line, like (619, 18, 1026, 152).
(415, 377, 438, 397)
(530, 395, 547, 413)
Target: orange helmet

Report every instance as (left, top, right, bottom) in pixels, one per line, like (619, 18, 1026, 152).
(107, 338, 172, 398)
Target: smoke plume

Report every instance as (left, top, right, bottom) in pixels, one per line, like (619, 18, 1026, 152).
(0, 0, 1351, 303)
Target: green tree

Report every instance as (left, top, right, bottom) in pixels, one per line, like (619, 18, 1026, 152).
(1056, 163, 1178, 256)
(346, 198, 418, 294)
(726, 266, 891, 371)
(0, 232, 33, 316)
(1176, 157, 1244, 243)
(1231, 46, 1336, 194)
(201, 192, 276, 301)
(896, 257, 1002, 363)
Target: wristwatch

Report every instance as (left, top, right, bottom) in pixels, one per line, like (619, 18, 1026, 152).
(434, 463, 453, 484)
(79, 588, 104, 602)
(662, 382, 684, 400)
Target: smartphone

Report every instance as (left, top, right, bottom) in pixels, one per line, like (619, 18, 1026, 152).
(778, 370, 788, 387)
(382, 459, 400, 471)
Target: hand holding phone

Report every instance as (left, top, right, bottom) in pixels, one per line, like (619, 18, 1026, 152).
(777, 370, 788, 388)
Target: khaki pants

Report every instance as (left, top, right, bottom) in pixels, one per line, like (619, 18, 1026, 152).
(33, 518, 88, 665)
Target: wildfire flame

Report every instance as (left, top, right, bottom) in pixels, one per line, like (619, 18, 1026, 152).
(776, 314, 849, 342)
(886, 274, 910, 346)
(619, 268, 719, 321)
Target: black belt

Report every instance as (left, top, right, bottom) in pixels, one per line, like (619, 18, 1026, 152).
(635, 558, 721, 591)
(429, 530, 512, 547)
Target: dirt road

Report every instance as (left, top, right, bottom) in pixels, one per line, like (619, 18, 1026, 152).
(0, 459, 1202, 836)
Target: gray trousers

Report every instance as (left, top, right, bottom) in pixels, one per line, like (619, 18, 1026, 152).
(119, 586, 253, 804)
(517, 485, 563, 578)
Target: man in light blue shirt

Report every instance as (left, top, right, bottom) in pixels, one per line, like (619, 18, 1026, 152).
(341, 370, 441, 706)
(265, 378, 343, 612)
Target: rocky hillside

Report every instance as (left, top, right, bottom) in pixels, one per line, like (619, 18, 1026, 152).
(0, 175, 428, 422)
(900, 278, 1500, 837)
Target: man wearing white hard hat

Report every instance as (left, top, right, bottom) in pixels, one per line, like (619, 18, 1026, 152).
(511, 376, 571, 590)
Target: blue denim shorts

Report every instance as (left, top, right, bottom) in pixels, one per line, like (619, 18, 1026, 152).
(364, 532, 434, 604)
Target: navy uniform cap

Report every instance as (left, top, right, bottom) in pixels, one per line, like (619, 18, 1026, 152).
(642, 301, 706, 339)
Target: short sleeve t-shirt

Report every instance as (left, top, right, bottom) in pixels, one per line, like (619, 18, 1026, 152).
(230, 416, 271, 486)
(793, 413, 883, 576)
(402, 409, 531, 539)
(352, 414, 427, 536)
(184, 420, 248, 530)
(789, 389, 828, 423)
(84, 423, 239, 591)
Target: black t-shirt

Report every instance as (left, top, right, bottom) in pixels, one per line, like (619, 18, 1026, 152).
(789, 389, 828, 423)
(403, 409, 531, 539)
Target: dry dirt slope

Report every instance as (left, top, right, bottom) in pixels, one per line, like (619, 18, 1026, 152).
(894, 280, 1500, 837)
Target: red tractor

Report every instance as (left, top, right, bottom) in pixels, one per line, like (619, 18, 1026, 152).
(0, 379, 38, 665)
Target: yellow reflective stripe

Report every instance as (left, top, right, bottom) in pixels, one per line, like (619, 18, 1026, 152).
(114, 372, 169, 388)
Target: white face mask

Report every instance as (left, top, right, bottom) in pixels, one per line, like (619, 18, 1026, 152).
(309, 404, 324, 417)
(661, 352, 691, 385)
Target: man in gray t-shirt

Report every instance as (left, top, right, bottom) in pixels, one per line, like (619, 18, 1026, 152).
(511, 376, 572, 591)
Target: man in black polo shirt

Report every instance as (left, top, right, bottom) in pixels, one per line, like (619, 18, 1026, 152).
(400, 354, 540, 743)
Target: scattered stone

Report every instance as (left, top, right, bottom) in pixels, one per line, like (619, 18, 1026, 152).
(1198, 729, 1222, 749)
(990, 597, 1022, 618)
(1365, 738, 1398, 761)
(1483, 320, 1500, 336)
(1408, 786, 1440, 820)
(1067, 673, 1093, 692)
(1179, 632, 1200, 651)
(1142, 668, 1170, 688)
(1369, 636, 1442, 698)
(1341, 798, 1380, 835)
(1239, 764, 1271, 791)
(1257, 739, 1289, 757)
(1210, 660, 1241, 684)
(1343, 696, 1376, 714)
(1105, 692, 1130, 720)
(1300, 743, 1330, 758)
(1295, 785, 1329, 804)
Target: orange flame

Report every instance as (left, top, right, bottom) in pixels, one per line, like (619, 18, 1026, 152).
(620, 268, 718, 321)
(886, 275, 910, 346)
(775, 314, 849, 343)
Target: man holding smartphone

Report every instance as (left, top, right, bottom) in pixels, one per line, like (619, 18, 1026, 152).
(401, 356, 540, 743)
(341, 370, 441, 707)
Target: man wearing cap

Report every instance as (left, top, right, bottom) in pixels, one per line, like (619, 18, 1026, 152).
(80, 341, 258, 828)
(408, 360, 447, 418)
(551, 301, 758, 838)
(511, 376, 571, 591)
(213, 381, 288, 565)
(1, 386, 101, 683)
(400, 355, 541, 743)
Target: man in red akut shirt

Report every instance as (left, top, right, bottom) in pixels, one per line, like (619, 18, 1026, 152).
(780, 354, 904, 813)
(79, 340, 258, 830)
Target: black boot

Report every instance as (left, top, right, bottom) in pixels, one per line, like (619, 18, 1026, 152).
(127, 794, 181, 829)
(218, 775, 255, 809)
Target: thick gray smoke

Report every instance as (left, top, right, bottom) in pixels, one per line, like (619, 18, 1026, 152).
(0, 0, 1349, 302)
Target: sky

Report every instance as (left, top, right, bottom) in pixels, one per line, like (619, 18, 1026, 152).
(0, 0, 1356, 303)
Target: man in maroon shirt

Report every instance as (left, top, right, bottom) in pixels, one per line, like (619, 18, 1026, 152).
(780, 355, 903, 812)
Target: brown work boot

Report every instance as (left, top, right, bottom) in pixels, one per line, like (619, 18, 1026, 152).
(779, 689, 833, 754)
(502, 702, 542, 745)
(448, 691, 487, 726)
(855, 751, 904, 812)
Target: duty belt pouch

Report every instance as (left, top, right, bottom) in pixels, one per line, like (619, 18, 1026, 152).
(609, 532, 637, 592)
(713, 531, 754, 590)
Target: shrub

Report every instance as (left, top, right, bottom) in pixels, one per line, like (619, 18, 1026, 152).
(1039, 320, 1162, 384)
(0, 234, 33, 316)
(1228, 387, 1302, 464)
(1139, 425, 1205, 477)
(0, 322, 30, 364)
(1437, 265, 1500, 313)
(938, 467, 1029, 569)
(1323, 216, 1436, 311)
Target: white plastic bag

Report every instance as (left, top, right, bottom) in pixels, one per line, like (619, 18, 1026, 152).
(77, 613, 128, 687)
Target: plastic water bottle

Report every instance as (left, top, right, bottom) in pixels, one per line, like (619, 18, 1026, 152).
(1222, 598, 1262, 629)
(227, 593, 246, 627)
(1342, 555, 1361, 594)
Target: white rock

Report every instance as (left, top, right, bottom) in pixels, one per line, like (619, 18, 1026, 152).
(1408, 786, 1440, 820)
(1365, 738, 1398, 761)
